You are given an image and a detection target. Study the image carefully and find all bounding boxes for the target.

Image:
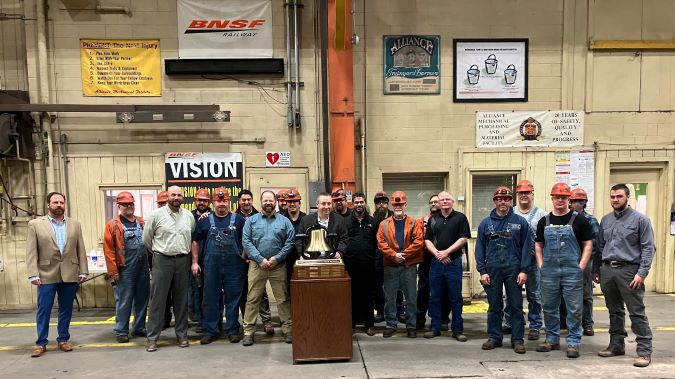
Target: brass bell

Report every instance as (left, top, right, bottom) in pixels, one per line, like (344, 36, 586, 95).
(305, 228, 333, 259)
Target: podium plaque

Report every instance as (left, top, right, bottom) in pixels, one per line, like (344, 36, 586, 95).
(291, 261, 352, 363)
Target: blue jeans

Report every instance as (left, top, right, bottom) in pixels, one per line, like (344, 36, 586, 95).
(484, 263, 524, 344)
(203, 252, 247, 336)
(114, 254, 150, 336)
(383, 265, 417, 329)
(504, 261, 542, 330)
(36, 282, 78, 346)
(429, 258, 463, 333)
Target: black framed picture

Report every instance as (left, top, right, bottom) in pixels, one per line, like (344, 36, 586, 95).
(453, 38, 528, 102)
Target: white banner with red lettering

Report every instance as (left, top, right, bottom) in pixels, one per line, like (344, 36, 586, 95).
(177, 0, 273, 58)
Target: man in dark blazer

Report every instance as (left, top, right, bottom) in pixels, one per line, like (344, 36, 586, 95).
(296, 192, 348, 259)
(26, 192, 88, 358)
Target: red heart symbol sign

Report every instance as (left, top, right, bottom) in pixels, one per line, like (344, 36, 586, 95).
(266, 152, 280, 165)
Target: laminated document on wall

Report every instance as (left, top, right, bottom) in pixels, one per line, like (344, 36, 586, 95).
(554, 149, 595, 212)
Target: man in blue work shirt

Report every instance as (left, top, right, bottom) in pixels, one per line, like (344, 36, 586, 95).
(594, 183, 655, 368)
(241, 190, 295, 346)
(191, 187, 246, 344)
(475, 186, 531, 354)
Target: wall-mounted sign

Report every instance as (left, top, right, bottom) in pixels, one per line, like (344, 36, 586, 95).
(165, 152, 244, 212)
(383, 35, 441, 95)
(80, 39, 161, 96)
(454, 39, 528, 102)
(177, 0, 273, 58)
(555, 149, 595, 212)
(476, 110, 584, 148)
(265, 151, 291, 167)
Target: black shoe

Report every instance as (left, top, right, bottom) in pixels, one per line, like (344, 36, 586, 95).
(383, 328, 396, 338)
(481, 339, 502, 350)
(242, 335, 254, 346)
(406, 329, 417, 338)
(423, 330, 441, 339)
(116, 335, 129, 343)
(228, 334, 241, 343)
(583, 326, 594, 336)
(200, 335, 218, 345)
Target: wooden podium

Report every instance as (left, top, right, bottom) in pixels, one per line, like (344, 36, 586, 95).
(291, 260, 352, 363)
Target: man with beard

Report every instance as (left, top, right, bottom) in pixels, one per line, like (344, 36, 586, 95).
(535, 183, 592, 358)
(475, 187, 531, 354)
(192, 188, 246, 344)
(27, 192, 88, 358)
(344, 192, 377, 336)
(423, 191, 471, 342)
(188, 188, 212, 333)
(416, 194, 450, 330)
(372, 191, 393, 322)
(282, 188, 305, 292)
(594, 184, 655, 368)
(332, 189, 353, 217)
(241, 191, 295, 346)
(569, 188, 600, 337)
(296, 192, 348, 260)
(103, 191, 150, 343)
(143, 186, 196, 352)
(377, 191, 424, 338)
(237, 189, 274, 336)
(277, 188, 290, 214)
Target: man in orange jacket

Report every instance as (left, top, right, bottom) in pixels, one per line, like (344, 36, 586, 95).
(103, 191, 150, 343)
(377, 191, 424, 338)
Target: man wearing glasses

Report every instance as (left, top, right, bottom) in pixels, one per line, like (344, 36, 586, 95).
(535, 183, 593, 358)
(103, 191, 150, 343)
(475, 187, 531, 354)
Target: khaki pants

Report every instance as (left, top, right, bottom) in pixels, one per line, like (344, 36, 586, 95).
(243, 261, 292, 335)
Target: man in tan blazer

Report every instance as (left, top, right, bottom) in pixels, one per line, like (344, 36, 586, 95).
(26, 192, 88, 358)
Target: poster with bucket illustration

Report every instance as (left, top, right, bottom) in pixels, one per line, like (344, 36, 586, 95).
(453, 39, 528, 102)
(383, 35, 441, 95)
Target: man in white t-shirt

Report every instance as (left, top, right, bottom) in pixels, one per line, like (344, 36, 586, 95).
(503, 180, 546, 341)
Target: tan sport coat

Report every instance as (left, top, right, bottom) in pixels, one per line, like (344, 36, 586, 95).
(26, 216, 88, 284)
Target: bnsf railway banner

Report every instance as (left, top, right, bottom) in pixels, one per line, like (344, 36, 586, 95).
(165, 153, 244, 212)
(177, 0, 273, 58)
(476, 110, 584, 148)
(383, 35, 441, 95)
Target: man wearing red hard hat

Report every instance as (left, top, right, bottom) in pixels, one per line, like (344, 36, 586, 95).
(534, 183, 593, 359)
(103, 191, 150, 344)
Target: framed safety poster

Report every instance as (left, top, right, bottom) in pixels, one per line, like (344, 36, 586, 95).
(383, 35, 441, 95)
(453, 38, 528, 102)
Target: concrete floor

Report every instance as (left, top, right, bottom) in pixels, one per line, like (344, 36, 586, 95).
(1, 293, 675, 378)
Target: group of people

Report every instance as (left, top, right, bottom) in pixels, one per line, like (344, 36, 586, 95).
(25, 180, 655, 368)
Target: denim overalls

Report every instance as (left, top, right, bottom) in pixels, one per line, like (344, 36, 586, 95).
(541, 212, 583, 346)
(202, 213, 246, 337)
(114, 219, 150, 337)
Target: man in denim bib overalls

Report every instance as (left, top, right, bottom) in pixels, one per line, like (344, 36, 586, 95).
(103, 191, 150, 344)
(191, 187, 246, 344)
(534, 183, 593, 358)
(475, 186, 531, 354)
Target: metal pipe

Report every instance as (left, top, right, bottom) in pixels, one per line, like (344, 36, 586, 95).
(59, 134, 70, 215)
(95, 5, 131, 15)
(358, 117, 366, 194)
(320, 0, 330, 190)
(60, 138, 267, 145)
(285, 1, 293, 127)
(293, 0, 301, 128)
(36, 0, 56, 198)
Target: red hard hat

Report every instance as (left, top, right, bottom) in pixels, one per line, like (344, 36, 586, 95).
(287, 188, 301, 201)
(550, 182, 572, 197)
(493, 186, 513, 200)
(212, 187, 230, 201)
(516, 180, 534, 193)
(390, 191, 407, 205)
(116, 191, 135, 204)
(156, 191, 169, 204)
(276, 188, 290, 200)
(331, 189, 346, 201)
(570, 188, 588, 201)
(194, 188, 211, 201)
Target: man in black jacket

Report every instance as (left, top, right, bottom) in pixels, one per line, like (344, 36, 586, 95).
(282, 188, 306, 293)
(296, 192, 348, 259)
(345, 192, 378, 336)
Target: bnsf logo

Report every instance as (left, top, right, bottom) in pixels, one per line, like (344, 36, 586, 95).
(185, 19, 266, 33)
